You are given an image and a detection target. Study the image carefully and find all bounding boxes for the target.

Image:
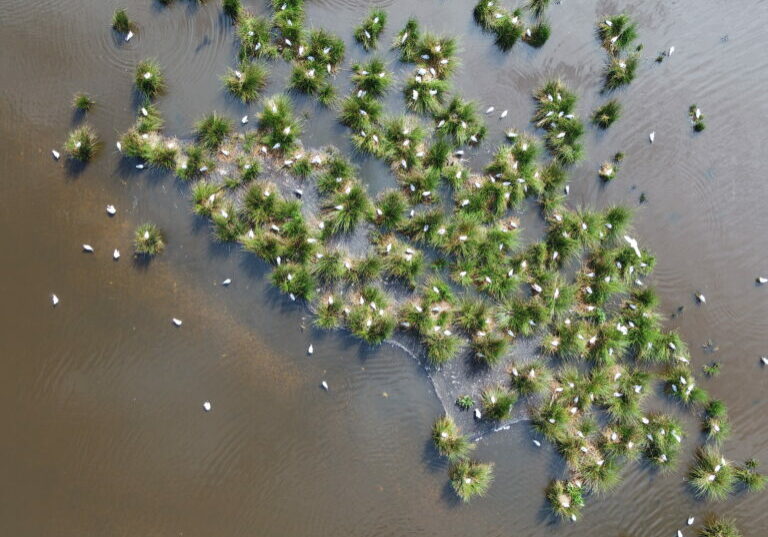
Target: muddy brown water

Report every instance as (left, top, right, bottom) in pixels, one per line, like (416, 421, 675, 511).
(1, 0, 767, 535)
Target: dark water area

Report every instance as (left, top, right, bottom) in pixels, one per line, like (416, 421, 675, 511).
(1, 0, 767, 535)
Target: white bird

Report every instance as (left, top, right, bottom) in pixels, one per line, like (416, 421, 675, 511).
(649, 131, 656, 143)
(51, 294, 59, 306)
(485, 106, 495, 114)
(500, 109, 508, 118)
(669, 46, 675, 56)
(623, 235, 642, 257)
(473, 408, 482, 419)
(202, 401, 212, 412)
(761, 356, 768, 366)
(533, 439, 541, 447)
(321, 380, 329, 390)
(125, 30, 134, 42)
(677, 530, 683, 537)
(757, 277, 767, 284)
(82, 244, 94, 253)
(241, 115, 248, 124)
(308, 344, 314, 355)
(687, 517, 695, 526)
(52, 150, 60, 160)
(172, 318, 183, 327)
(113, 249, 120, 260)
(136, 164, 145, 170)
(116, 141, 122, 152)
(222, 278, 231, 286)
(106, 204, 116, 216)
(696, 293, 706, 304)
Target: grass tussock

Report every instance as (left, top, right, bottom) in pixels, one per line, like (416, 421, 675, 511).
(354, 8, 387, 51)
(223, 61, 269, 103)
(135, 59, 165, 98)
(449, 459, 494, 502)
(64, 125, 99, 161)
(134, 223, 165, 256)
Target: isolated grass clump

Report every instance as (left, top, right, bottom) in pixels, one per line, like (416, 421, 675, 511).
(689, 104, 706, 132)
(134, 223, 165, 256)
(135, 59, 165, 98)
(354, 8, 387, 51)
(72, 92, 95, 112)
(597, 14, 638, 53)
(223, 61, 269, 103)
(735, 458, 766, 493)
(449, 459, 494, 502)
(111, 8, 134, 33)
(604, 54, 639, 90)
(64, 125, 99, 161)
(195, 112, 232, 150)
(592, 99, 621, 128)
(432, 415, 474, 461)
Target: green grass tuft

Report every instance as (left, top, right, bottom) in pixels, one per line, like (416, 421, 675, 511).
(64, 125, 99, 162)
(134, 223, 165, 256)
(135, 59, 165, 99)
(223, 61, 269, 103)
(449, 459, 494, 502)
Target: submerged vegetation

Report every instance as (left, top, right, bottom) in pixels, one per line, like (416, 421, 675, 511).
(111, 8, 134, 34)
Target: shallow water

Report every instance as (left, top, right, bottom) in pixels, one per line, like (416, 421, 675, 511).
(1, 0, 767, 535)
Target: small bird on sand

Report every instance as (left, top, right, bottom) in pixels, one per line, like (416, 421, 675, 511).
(106, 204, 116, 216)
(203, 401, 212, 412)
(113, 249, 120, 260)
(321, 380, 329, 390)
(172, 318, 183, 327)
(82, 244, 94, 253)
(52, 150, 60, 160)
(51, 294, 59, 306)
